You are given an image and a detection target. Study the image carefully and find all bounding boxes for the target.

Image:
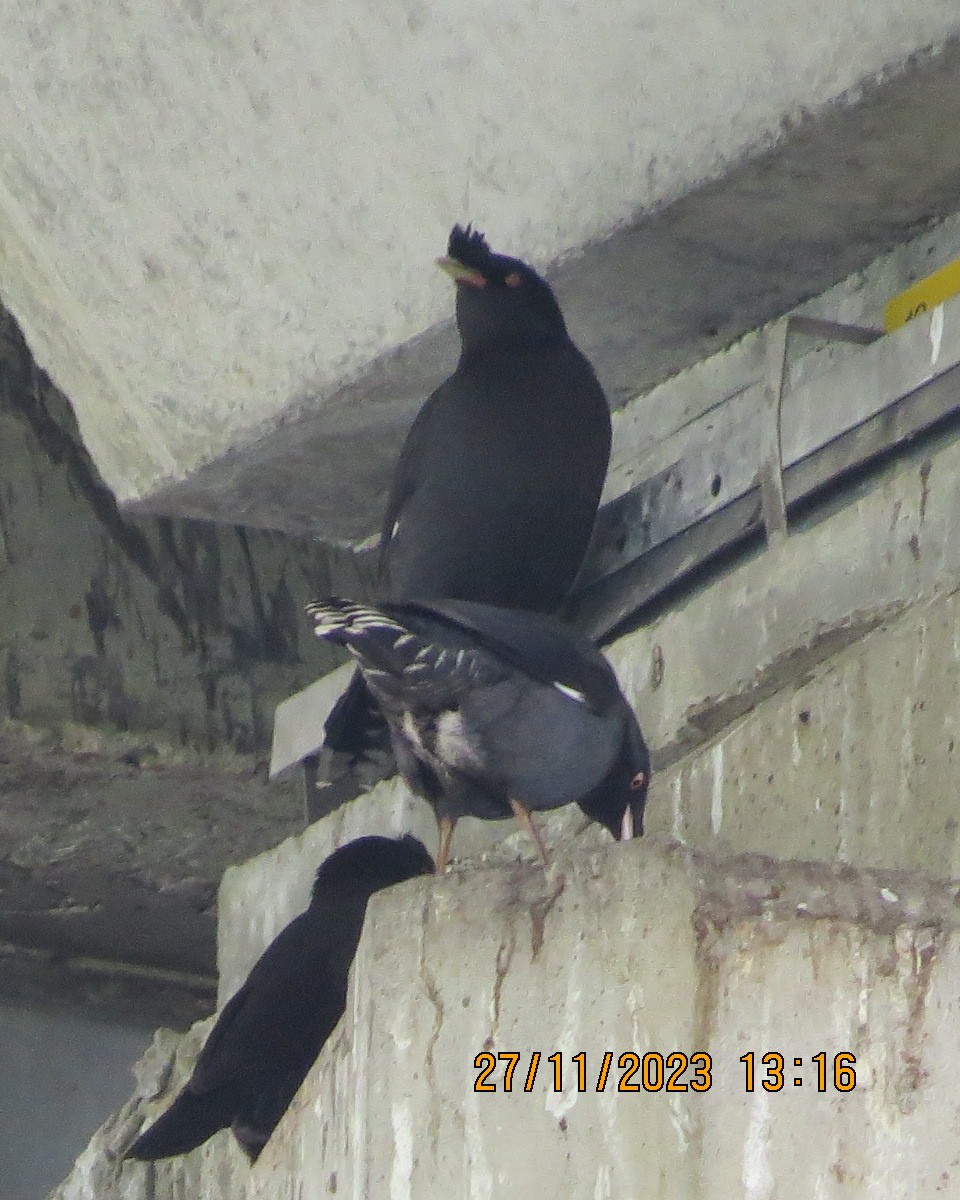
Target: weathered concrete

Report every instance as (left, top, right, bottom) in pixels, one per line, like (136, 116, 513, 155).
(655, 586, 960, 878)
(605, 208, 960, 502)
(606, 418, 960, 771)
(0, 301, 363, 1016)
(50, 504, 960, 1191)
(0, 311, 353, 754)
(4, 8, 960, 535)
(51, 842, 960, 1199)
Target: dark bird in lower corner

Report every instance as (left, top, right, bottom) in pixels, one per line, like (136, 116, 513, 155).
(308, 598, 650, 872)
(125, 835, 434, 1165)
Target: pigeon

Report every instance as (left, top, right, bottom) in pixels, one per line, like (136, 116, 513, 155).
(321, 225, 612, 792)
(308, 598, 649, 872)
(125, 835, 434, 1164)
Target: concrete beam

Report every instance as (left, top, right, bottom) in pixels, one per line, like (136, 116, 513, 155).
(3, 9, 960, 539)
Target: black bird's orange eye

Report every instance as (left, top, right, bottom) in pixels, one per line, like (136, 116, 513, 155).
(630, 772, 648, 790)
(504, 272, 523, 288)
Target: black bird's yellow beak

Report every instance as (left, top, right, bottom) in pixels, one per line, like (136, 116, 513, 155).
(436, 256, 486, 287)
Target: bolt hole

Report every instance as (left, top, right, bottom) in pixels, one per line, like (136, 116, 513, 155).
(710, 474, 722, 497)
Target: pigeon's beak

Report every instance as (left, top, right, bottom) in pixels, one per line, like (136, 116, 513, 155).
(436, 256, 486, 287)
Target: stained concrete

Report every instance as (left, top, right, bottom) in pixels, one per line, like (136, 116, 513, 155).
(606, 415, 960, 771)
(45, 458, 960, 1192)
(4, 8, 960, 535)
(0, 305, 367, 1018)
(51, 842, 960, 1199)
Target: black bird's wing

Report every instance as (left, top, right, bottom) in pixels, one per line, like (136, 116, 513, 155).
(377, 394, 437, 570)
(127, 916, 345, 1162)
(126, 1085, 238, 1160)
(189, 911, 343, 1098)
(385, 598, 622, 715)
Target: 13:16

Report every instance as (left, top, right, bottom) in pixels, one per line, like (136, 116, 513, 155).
(740, 1051, 857, 1092)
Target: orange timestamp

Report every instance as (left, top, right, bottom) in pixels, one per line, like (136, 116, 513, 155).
(473, 1050, 713, 1093)
(739, 1052, 857, 1092)
(473, 1051, 858, 1093)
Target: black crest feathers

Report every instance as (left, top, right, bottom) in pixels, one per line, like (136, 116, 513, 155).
(447, 224, 491, 270)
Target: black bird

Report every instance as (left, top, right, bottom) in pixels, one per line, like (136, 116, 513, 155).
(126, 835, 434, 1164)
(321, 224, 612, 790)
(308, 598, 649, 872)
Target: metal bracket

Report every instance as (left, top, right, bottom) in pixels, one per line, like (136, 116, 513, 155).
(757, 315, 885, 546)
(758, 318, 790, 546)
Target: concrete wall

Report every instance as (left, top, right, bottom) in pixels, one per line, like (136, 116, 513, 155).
(0, 293, 362, 1009)
(0, 311, 355, 756)
(50, 842, 960, 1200)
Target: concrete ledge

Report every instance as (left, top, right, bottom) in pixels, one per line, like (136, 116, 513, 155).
(52, 841, 960, 1198)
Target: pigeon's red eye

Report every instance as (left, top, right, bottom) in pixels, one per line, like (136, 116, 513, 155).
(630, 772, 647, 790)
(504, 272, 523, 288)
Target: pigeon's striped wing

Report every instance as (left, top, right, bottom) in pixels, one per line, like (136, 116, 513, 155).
(384, 598, 621, 715)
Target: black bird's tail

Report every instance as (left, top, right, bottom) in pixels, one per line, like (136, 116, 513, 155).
(319, 668, 395, 793)
(126, 1088, 235, 1161)
(307, 600, 425, 679)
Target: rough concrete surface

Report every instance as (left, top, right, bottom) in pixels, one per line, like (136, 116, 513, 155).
(606, 419, 960, 770)
(604, 208, 960, 503)
(132, 35, 960, 540)
(51, 841, 960, 1199)
(0, 304, 364, 1016)
(3, 7, 960, 534)
(653, 584, 960, 879)
(0, 311, 354, 755)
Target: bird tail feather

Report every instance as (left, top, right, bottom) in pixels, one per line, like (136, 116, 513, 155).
(125, 1088, 235, 1161)
(319, 668, 395, 791)
(306, 599, 423, 678)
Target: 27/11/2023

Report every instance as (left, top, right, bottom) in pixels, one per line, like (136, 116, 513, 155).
(473, 1051, 713, 1093)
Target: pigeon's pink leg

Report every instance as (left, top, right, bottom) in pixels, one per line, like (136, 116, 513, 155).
(508, 798, 550, 867)
(435, 815, 457, 874)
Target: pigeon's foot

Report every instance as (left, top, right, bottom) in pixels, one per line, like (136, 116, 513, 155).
(435, 815, 457, 873)
(508, 798, 550, 868)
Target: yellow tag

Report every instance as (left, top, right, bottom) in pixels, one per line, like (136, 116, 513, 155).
(885, 257, 960, 331)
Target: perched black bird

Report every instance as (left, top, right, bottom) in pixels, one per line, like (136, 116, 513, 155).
(309, 599, 649, 872)
(321, 225, 612, 790)
(126, 835, 434, 1164)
